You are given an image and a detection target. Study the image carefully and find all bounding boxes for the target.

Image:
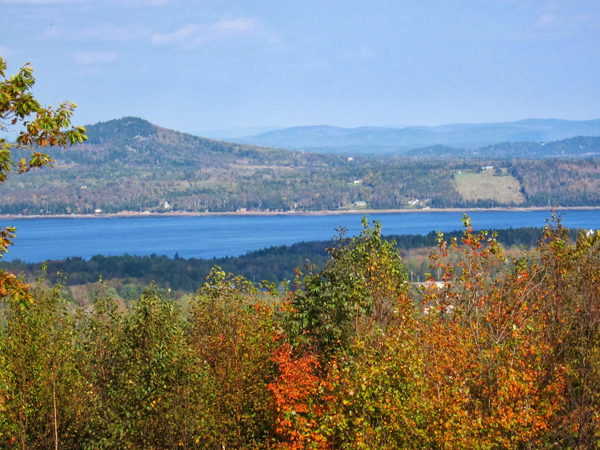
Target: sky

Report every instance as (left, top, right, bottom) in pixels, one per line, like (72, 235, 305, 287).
(1, 0, 599, 133)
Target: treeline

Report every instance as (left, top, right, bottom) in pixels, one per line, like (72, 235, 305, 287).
(0, 226, 565, 296)
(1, 217, 600, 448)
(0, 156, 459, 214)
(3, 156, 600, 213)
(510, 159, 600, 206)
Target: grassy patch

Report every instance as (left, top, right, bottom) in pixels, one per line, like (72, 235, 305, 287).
(454, 169, 525, 204)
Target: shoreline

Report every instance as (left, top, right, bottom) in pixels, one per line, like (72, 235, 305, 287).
(2, 206, 600, 220)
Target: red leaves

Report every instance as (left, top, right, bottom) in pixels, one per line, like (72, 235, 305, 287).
(269, 343, 330, 449)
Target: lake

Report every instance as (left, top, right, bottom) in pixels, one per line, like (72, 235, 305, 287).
(2, 209, 600, 263)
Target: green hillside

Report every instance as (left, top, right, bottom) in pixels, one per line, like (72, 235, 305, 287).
(0, 117, 460, 213)
(3, 117, 600, 214)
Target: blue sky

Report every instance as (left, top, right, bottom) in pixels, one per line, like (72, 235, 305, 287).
(1, 0, 599, 133)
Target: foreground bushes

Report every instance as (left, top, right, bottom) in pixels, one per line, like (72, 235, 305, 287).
(1, 216, 600, 449)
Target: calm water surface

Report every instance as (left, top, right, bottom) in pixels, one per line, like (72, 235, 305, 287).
(3, 210, 600, 263)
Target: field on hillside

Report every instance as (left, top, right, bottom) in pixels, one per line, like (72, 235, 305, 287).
(454, 169, 525, 204)
(5, 118, 600, 214)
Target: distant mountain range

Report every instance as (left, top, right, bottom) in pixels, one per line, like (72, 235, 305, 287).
(406, 136, 600, 159)
(227, 118, 600, 154)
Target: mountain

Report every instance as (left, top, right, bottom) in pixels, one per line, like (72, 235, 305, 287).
(232, 119, 600, 154)
(232, 125, 439, 153)
(407, 136, 600, 159)
(82, 117, 305, 167)
(2, 117, 366, 215)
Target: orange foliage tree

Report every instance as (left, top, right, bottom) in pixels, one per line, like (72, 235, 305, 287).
(418, 215, 571, 448)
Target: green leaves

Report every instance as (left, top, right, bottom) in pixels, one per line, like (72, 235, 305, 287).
(0, 226, 16, 258)
(286, 218, 409, 357)
(0, 56, 87, 187)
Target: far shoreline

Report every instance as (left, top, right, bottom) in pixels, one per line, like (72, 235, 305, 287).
(2, 206, 600, 220)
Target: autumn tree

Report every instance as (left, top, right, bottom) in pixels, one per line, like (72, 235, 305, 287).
(0, 55, 86, 257)
(535, 217, 600, 447)
(272, 219, 418, 448)
(416, 215, 568, 448)
(189, 268, 278, 449)
(0, 276, 90, 449)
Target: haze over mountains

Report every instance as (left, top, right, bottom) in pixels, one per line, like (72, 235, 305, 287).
(197, 126, 281, 140)
(407, 136, 600, 159)
(226, 118, 600, 155)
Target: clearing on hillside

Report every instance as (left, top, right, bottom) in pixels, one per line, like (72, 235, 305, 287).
(454, 169, 525, 204)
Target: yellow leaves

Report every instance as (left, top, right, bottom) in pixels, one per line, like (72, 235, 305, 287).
(0, 272, 33, 306)
(416, 221, 574, 447)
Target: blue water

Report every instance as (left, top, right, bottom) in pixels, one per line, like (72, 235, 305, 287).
(2, 210, 599, 263)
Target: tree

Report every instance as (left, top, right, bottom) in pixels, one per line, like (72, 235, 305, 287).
(189, 268, 278, 448)
(417, 215, 567, 448)
(286, 218, 408, 357)
(0, 58, 86, 447)
(0, 55, 87, 259)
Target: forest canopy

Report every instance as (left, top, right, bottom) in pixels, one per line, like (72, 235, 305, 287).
(2, 216, 600, 448)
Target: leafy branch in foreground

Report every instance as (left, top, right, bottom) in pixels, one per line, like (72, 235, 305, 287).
(0, 54, 86, 309)
(0, 56, 86, 185)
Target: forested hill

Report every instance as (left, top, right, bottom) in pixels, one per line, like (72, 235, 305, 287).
(68, 117, 342, 168)
(4, 116, 600, 214)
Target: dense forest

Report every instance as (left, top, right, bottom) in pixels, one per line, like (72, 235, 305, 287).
(2, 117, 600, 214)
(2, 217, 600, 448)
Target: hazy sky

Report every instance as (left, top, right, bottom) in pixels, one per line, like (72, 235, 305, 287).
(1, 0, 599, 132)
